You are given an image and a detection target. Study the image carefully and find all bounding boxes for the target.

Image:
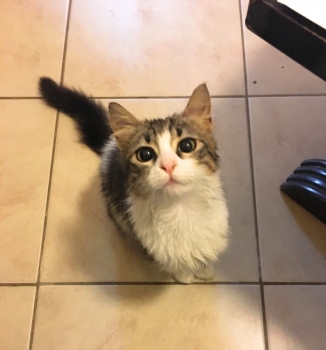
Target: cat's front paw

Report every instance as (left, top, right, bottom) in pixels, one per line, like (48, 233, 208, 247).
(195, 263, 215, 281)
(173, 271, 195, 284)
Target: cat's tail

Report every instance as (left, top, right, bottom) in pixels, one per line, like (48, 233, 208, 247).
(38, 77, 112, 155)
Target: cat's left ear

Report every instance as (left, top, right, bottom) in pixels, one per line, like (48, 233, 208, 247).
(184, 84, 212, 126)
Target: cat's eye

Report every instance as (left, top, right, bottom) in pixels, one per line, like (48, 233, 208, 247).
(136, 147, 156, 162)
(178, 138, 197, 153)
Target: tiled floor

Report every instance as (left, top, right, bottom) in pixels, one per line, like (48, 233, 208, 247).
(1, 1, 326, 349)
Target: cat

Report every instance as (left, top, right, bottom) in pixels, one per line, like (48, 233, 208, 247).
(39, 78, 229, 284)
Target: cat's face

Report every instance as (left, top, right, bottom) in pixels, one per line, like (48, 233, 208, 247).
(109, 84, 218, 198)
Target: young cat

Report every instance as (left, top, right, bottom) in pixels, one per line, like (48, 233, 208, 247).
(39, 78, 229, 284)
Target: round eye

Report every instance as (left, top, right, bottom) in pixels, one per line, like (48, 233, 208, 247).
(178, 138, 196, 153)
(136, 147, 155, 162)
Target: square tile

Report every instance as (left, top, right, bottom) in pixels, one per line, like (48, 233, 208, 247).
(0, 101, 56, 282)
(63, 0, 245, 97)
(41, 97, 258, 282)
(265, 285, 326, 350)
(32, 285, 264, 350)
(0, 0, 69, 97)
(241, 0, 326, 95)
(250, 96, 326, 282)
(0, 287, 35, 350)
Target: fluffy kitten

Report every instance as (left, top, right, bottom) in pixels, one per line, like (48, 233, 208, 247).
(39, 78, 229, 283)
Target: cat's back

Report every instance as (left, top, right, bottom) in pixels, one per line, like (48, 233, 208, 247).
(100, 138, 131, 234)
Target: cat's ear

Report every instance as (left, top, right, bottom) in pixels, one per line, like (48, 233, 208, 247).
(109, 102, 139, 149)
(184, 84, 212, 125)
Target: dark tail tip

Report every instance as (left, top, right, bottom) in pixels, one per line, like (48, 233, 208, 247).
(38, 77, 63, 109)
(38, 77, 60, 96)
(38, 76, 111, 155)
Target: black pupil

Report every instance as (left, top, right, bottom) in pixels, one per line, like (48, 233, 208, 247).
(179, 139, 194, 153)
(138, 148, 154, 162)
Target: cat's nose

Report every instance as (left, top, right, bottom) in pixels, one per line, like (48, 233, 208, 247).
(160, 160, 176, 176)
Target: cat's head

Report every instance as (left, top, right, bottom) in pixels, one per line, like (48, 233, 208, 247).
(109, 84, 219, 198)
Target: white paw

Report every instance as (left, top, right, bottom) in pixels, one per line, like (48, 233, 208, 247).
(195, 263, 215, 281)
(173, 271, 195, 284)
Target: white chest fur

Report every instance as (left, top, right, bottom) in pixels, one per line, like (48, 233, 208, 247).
(128, 175, 229, 273)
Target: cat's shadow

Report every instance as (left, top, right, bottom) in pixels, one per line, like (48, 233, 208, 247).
(59, 172, 170, 301)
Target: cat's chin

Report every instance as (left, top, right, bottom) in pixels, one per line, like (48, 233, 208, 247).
(161, 180, 192, 196)
(163, 178, 181, 187)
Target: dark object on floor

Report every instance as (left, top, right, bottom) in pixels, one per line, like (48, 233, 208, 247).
(245, 0, 326, 82)
(281, 159, 326, 225)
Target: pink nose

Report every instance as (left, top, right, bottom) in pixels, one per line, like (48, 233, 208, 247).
(160, 160, 176, 176)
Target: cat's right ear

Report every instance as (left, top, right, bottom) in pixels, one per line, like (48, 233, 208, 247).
(109, 102, 139, 149)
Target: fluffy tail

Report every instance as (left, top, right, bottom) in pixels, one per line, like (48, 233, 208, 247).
(38, 77, 111, 154)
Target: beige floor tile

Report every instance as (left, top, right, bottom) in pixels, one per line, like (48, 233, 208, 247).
(32, 285, 264, 350)
(0, 287, 35, 350)
(41, 97, 258, 282)
(0, 101, 56, 282)
(63, 0, 245, 97)
(265, 285, 326, 350)
(241, 0, 326, 95)
(212, 98, 259, 281)
(0, 0, 69, 97)
(250, 97, 326, 282)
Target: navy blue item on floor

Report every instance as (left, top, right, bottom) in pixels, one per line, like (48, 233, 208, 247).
(281, 159, 326, 225)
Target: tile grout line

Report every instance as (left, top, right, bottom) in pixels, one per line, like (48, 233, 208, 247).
(2, 281, 326, 287)
(1, 94, 326, 100)
(0, 283, 37, 287)
(263, 282, 326, 286)
(238, 2, 269, 350)
(0, 95, 244, 100)
(0, 97, 41, 100)
(248, 93, 326, 98)
(39, 281, 259, 286)
(27, 1, 73, 349)
(35, 281, 326, 286)
(27, 109, 60, 350)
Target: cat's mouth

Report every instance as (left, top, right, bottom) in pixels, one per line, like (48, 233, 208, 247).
(165, 178, 178, 186)
(163, 177, 184, 188)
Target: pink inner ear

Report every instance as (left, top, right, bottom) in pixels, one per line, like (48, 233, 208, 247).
(185, 106, 205, 116)
(185, 106, 211, 119)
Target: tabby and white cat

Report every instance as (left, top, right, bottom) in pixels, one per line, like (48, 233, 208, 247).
(39, 78, 229, 284)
